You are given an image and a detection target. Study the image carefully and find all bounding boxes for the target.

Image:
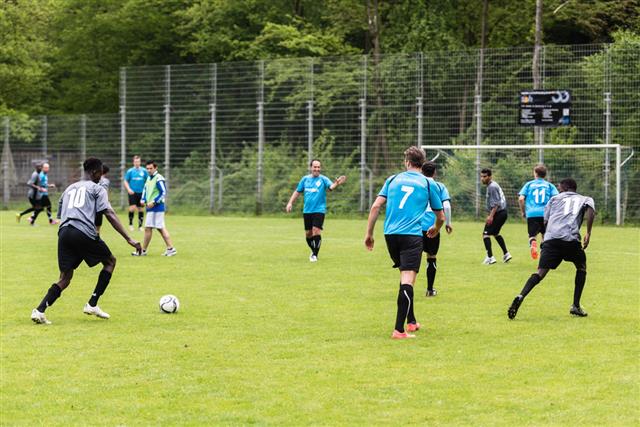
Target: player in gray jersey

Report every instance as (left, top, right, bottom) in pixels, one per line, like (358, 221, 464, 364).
(95, 164, 111, 233)
(480, 168, 511, 264)
(508, 178, 595, 320)
(16, 164, 44, 223)
(31, 158, 141, 325)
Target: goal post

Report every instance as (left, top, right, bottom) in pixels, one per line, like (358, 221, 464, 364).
(420, 144, 630, 225)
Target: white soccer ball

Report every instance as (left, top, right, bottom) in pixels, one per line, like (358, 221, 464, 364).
(159, 295, 180, 313)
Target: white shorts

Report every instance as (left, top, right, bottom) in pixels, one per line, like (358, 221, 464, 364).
(145, 211, 165, 229)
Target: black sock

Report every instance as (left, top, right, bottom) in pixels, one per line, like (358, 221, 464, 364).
(395, 284, 412, 332)
(495, 235, 508, 254)
(312, 235, 321, 256)
(31, 208, 42, 223)
(19, 207, 35, 216)
(483, 237, 493, 257)
(88, 270, 112, 307)
(519, 273, 542, 299)
(37, 284, 62, 312)
(306, 237, 313, 250)
(128, 212, 134, 225)
(427, 259, 437, 291)
(405, 285, 416, 324)
(138, 212, 144, 227)
(46, 207, 53, 222)
(573, 270, 587, 307)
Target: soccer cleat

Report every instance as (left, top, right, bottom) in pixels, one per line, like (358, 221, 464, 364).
(129, 225, 134, 231)
(49, 219, 60, 225)
(83, 303, 110, 319)
(132, 249, 147, 256)
(503, 252, 513, 263)
(570, 305, 588, 317)
(406, 322, 421, 332)
(508, 295, 523, 319)
(530, 241, 539, 260)
(16, 213, 20, 223)
(162, 247, 177, 257)
(138, 227, 143, 232)
(391, 330, 416, 339)
(27, 216, 34, 225)
(309, 254, 318, 263)
(482, 256, 497, 265)
(31, 309, 52, 325)
(426, 289, 437, 297)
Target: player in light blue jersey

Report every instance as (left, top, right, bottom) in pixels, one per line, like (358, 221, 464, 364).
(518, 164, 558, 260)
(124, 155, 148, 231)
(365, 147, 444, 339)
(286, 159, 346, 262)
(420, 161, 453, 297)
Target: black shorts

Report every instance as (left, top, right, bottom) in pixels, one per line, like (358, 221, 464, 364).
(539, 239, 586, 270)
(58, 225, 112, 272)
(40, 195, 51, 208)
(28, 197, 41, 208)
(527, 217, 546, 237)
(422, 231, 440, 255)
(303, 213, 325, 231)
(128, 192, 143, 207)
(384, 234, 423, 272)
(484, 209, 508, 236)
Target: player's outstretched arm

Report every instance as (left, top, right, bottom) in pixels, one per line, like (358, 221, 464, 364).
(582, 206, 595, 249)
(104, 208, 142, 253)
(365, 196, 386, 250)
(285, 190, 301, 213)
(329, 175, 347, 191)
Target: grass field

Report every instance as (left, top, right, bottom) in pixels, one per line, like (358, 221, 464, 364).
(1, 212, 638, 425)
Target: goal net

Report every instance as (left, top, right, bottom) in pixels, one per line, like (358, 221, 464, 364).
(421, 144, 632, 224)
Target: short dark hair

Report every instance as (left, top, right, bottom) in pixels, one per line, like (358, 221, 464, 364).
(309, 159, 321, 167)
(146, 160, 157, 167)
(83, 157, 103, 173)
(421, 161, 436, 177)
(404, 146, 426, 168)
(481, 168, 492, 176)
(102, 164, 110, 174)
(560, 178, 577, 192)
(534, 164, 547, 178)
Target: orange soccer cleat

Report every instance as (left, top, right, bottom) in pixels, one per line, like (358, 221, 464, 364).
(391, 330, 416, 339)
(406, 322, 421, 332)
(530, 240, 539, 260)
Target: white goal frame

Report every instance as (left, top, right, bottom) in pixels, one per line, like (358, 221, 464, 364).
(421, 144, 631, 225)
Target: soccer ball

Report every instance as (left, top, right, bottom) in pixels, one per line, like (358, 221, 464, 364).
(159, 295, 180, 313)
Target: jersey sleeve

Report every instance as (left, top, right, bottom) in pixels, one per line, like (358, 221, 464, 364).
(95, 187, 111, 213)
(154, 179, 166, 203)
(378, 175, 394, 198)
(584, 196, 595, 212)
(428, 180, 443, 211)
(295, 177, 305, 193)
(440, 184, 451, 202)
(550, 182, 559, 197)
(544, 197, 554, 222)
(124, 169, 131, 182)
(323, 175, 333, 189)
(518, 182, 529, 197)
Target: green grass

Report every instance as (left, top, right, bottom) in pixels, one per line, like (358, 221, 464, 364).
(1, 212, 639, 426)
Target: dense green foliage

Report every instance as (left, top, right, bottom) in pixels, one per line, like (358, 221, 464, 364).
(1, 0, 638, 115)
(1, 214, 638, 424)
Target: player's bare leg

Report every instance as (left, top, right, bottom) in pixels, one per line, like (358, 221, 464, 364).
(159, 228, 177, 256)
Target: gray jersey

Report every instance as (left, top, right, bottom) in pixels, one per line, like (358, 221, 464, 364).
(99, 177, 110, 191)
(543, 192, 595, 242)
(486, 181, 507, 212)
(58, 180, 112, 240)
(27, 171, 41, 199)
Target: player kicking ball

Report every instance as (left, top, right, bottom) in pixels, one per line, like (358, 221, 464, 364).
(31, 157, 141, 325)
(365, 147, 444, 339)
(286, 159, 346, 262)
(508, 178, 595, 320)
(518, 164, 558, 259)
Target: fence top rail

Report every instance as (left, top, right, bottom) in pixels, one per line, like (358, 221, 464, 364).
(422, 144, 623, 150)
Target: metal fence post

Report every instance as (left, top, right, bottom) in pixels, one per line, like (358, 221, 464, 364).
(359, 98, 367, 213)
(119, 67, 126, 210)
(80, 114, 86, 176)
(417, 52, 423, 147)
(615, 144, 621, 225)
(474, 93, 482, 219)
(41, 116, 47, 156)
(604, 92, 611, 214)
(3, 117, 9, 208)
(416, 97, 423, 147)
(308, 58, 314, 164)
(164, 65, 171, 203)
(209, 63, 218, 213)
(256, 60, 264, 216)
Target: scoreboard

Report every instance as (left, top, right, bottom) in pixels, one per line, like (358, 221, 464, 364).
(519, 90, 571, 126)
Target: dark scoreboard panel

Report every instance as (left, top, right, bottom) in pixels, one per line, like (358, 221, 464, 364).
(519, 90, 571, 126)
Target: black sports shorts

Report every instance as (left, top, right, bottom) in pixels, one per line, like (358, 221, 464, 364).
(539, 239, 586, 270)
(303, 213, 325, 231)
(40, 195, 51, 208)
(484, 209, 508, 236)
(527, 217, 546, 237)
(384, 234, 423, 272)
(58, 225, 112, 272)
(28, 197, 41, 208)
(128, 192, 143, 207)
(422, 231, 440, 255)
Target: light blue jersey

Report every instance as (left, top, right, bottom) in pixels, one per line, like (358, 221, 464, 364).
(519, 178, 558, 218)
(38, 172, 49, 197)
(379, 171, 443, 236)
(296, 174, 333, 214)
(125, 167, 148, 194)
(422, 181, 450, 230)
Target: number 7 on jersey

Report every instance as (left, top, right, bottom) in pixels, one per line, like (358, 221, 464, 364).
(399, 185, 414, 209)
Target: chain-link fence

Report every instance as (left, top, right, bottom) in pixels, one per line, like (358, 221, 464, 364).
(2, 44, 638, 222)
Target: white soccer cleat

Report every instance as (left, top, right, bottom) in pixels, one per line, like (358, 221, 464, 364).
(129, 225, 134, 231)
(162, 247, 177, 257)
(482, 256, 497, 265)
(503, 252, 513, 263)
(132, 249, 147, 256)
(83, 303, 110, 319)
(31, 309, 51, 325)
(309, 254, 318, 262)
